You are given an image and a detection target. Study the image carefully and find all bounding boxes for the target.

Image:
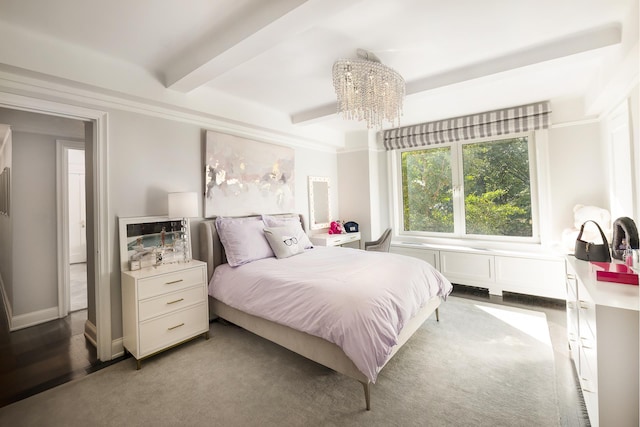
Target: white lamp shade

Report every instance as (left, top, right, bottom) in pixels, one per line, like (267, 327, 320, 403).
(168, 192, 198, 218)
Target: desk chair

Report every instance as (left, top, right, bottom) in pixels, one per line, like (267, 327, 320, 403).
(364, 228, 392, 252)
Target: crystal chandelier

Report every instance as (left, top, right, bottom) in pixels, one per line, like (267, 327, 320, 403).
(332, 48, 405, 129)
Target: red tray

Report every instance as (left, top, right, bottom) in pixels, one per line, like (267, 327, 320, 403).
(590, 261, 639, 286)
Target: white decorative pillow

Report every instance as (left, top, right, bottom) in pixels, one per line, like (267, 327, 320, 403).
(215, 216, 274, 267)
(263, 226, 305, 259)
(261, 215, 314, 249)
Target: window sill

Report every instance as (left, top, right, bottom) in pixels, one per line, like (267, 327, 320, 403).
(391, 239, 564, 260)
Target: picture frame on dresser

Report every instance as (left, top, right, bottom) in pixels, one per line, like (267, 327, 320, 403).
(118, 215, 191, 272)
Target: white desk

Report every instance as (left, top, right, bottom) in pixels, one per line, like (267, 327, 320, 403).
(310, 232, 361, 248)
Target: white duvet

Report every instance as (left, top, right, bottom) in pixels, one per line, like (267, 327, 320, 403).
(209, 246, 453, 382)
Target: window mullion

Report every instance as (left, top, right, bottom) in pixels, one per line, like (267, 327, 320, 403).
(451, 143, 465, 236)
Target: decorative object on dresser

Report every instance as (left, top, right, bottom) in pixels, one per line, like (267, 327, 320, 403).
(610, 216, 639, 260)
(118, 216, 191, 270)
(565, 256, 639, 426)
(574, 220, 611, 262)
(167, 191, 199, 262)
(199, 214, 452, 410)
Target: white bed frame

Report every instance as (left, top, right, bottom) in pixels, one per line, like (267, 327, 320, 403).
(199, 215, 441, 410)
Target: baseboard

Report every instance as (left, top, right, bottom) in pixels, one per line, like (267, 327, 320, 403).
(84, 319, 97, 346)
(85, 320, 125, 360)
(11, 306, 58, 331)
(111, 337, 124, 359)
(0, 273, 12, 329)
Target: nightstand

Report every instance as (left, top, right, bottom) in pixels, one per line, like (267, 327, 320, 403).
(310, 232, 361, 247)
(121, 260, 209, 369)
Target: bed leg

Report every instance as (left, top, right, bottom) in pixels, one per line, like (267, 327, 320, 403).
(435, 307, 440, 322)
(360, 381, 371, 411)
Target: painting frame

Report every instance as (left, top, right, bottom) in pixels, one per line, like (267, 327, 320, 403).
(0, 167, 9, 216)
(203, 131, 295, 218)
(118, 215, 191, 272)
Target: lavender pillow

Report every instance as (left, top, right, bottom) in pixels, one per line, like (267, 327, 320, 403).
(261, 215, 314, 249)
(215, 216, 274, 267)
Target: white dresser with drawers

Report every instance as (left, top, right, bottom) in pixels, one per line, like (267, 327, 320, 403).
(565, 256, 639, 427)
(121, 260, 209, 369)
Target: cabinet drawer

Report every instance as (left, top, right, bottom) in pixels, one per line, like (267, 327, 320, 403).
(138, 286, 206, 321)
(578, 298, 596, 340)
(138, 267, 205, 300)
(139, 303, 208, 356)
(324, 234, 358, 246)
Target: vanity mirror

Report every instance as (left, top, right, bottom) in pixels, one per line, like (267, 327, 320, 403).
(308, 176, 331, 230)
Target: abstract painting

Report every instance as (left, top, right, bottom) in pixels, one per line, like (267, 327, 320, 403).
(204, 131, 295, 217)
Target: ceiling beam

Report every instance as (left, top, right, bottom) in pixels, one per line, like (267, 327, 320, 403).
(292, 23, 622, 125)
(164, 0, 355, 93)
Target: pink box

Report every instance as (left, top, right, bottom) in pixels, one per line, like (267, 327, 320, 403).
(590, 261, 639, 286)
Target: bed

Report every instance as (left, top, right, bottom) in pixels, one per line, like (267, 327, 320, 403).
(199, 214, 452, 410)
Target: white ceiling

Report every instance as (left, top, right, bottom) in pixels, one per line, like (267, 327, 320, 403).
(0, 0, 636, 147)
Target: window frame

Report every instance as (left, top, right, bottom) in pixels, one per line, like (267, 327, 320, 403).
(390, 131, 541, 244)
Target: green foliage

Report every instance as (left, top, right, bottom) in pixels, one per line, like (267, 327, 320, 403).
(402, 137, 533, 237)
(402, 147, 453, 232)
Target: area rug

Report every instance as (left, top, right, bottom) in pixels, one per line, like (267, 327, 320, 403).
(0, 296, 560, 426)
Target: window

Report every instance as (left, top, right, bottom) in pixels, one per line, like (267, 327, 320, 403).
(399, 134, 537, 241)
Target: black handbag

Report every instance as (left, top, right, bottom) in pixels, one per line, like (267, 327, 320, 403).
(574, 220, 611, 262)
(344, 221, 359, 233)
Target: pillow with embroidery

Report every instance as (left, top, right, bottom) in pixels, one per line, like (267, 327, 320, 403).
(263, 226, 305, 259)
(261, 215, 314, 249)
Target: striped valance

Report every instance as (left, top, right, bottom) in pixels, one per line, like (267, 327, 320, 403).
(382, 101, 551, 150)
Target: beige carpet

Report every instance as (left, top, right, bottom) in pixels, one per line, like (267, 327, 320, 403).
(0, 296, 560, 426)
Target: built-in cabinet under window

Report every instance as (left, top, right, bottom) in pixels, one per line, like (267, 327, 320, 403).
(391, 243, 565, 299)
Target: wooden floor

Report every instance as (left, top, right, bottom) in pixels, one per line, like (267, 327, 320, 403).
(0, 285, 589, 425)
(0, 306, 107, 408)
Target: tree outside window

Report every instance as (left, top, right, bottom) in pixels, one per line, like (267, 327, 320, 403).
(401, 136, 534, 239)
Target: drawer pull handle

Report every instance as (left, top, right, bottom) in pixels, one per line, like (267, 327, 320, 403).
(566, 273, 576, 279)
(166, 279, 184, 285)
(580, 338, 593, 349)
(578, 301, 590, 310)
(168, 323, 185, 331)
(167, 298, 184, 305)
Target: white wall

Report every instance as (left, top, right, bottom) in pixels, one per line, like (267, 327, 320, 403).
(547, 121, 607, 243)
(11, 132, 59, 315)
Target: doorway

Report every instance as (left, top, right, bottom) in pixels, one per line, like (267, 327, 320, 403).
(57, 141, 87, 316)
(0, 91, 110, 363)
(67, 146, 87, 312)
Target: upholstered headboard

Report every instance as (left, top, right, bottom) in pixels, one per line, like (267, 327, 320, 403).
(198, 213, 307, 282)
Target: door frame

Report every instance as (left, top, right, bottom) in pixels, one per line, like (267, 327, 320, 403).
(0, 91, 111, 361)
(56, 139, 86, 317)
